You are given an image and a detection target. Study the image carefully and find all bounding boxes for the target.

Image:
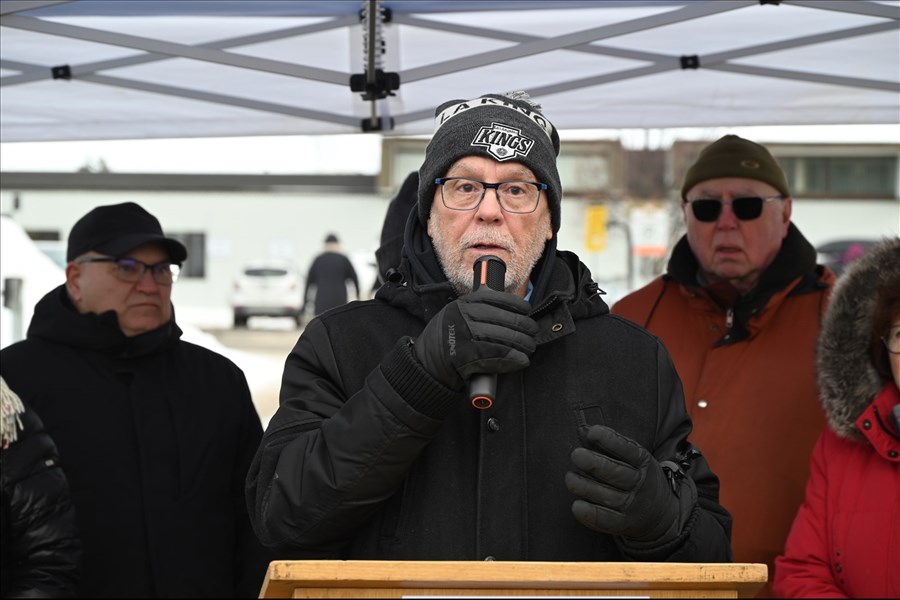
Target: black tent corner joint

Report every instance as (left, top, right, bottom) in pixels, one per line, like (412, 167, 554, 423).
(680, 55, 701, 70)
(51, 64, 72, 80)
(349, 70, 400, 101)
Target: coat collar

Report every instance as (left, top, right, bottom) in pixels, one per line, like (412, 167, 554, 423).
(666, 222, 829, 346)
(26, 284, 182, 359)
(856, 383, 900, 458)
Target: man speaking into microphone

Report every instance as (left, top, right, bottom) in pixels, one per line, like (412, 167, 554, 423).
(247, 92, 732, 564)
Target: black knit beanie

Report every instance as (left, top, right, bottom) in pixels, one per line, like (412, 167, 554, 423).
(681, 134, 790, 200)
(417, 91, 562, 232)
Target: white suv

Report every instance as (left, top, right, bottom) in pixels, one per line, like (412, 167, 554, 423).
(230, 260, 303, 327)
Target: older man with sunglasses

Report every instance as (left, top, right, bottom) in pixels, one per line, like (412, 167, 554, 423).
(613, 135, 836, 597)
(0, 202, 273, 597)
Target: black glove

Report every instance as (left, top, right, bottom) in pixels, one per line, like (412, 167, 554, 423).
(565, 425, 696, 545)
(412, 287, 538, 390)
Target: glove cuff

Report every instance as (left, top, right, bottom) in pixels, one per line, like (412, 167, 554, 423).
(618, 502, 700, 559)
(381, 338, 460, 419)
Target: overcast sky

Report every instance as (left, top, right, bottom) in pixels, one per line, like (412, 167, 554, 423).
(1, 124, 898, 175)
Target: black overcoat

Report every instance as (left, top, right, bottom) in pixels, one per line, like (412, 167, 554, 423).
(247, 216, 732, 563)
(1, 288, 273, 598)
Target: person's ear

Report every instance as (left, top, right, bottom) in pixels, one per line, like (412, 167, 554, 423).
(65, 261, 83, 302)
(781, 196, 793, 238)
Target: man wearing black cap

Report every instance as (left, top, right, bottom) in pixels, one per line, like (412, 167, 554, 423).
(247, 93, 732, 563)
(613, 135, 836, 596)
(0, 202, 272, 598)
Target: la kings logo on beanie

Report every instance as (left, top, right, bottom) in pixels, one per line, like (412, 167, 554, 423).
(417, 91, 564, 232)
(472, 122, 534, 161)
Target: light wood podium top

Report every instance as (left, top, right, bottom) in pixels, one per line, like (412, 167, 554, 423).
(259, 560, 767, 599)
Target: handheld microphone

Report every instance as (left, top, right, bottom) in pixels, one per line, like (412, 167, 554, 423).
(469, 255, 506, 410)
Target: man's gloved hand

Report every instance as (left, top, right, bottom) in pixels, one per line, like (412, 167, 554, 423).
(565, 425, 696, 545)
(412, 287, 538, 390)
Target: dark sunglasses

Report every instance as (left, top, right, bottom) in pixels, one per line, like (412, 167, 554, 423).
(685, 195, 782, 222)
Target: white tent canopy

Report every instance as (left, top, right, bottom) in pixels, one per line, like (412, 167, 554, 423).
(1, 0, 898, 143)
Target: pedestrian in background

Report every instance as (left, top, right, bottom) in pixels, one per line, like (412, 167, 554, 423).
(303, 233, 360, 316)
(1, 375, 80, 598)
(774, 238, 899, 598)
(0, 202, 272, 598)
(613, 135, 835, 596)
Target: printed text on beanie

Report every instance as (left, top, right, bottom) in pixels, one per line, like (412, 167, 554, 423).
(417, 92, 563, 233)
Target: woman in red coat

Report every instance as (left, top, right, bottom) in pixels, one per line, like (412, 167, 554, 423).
(774, 238, 900, 598)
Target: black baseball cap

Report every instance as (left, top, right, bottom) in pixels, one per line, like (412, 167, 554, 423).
(66, 202, 188, 263)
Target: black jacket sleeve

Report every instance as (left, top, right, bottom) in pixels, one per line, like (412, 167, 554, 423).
(1, 405, 81, 598)
(245, 318, 450, 556)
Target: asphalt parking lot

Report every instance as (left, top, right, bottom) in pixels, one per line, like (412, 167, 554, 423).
(206, 319, 302, 361)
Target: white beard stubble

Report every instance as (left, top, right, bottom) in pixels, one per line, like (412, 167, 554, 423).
(429, 215, 552, 297)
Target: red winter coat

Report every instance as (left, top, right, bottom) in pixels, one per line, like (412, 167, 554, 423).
(774, 238, 900, 598)
(774, 384, 900, 598)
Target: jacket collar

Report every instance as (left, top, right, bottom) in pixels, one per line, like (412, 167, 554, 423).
(856, 383, 900, 458)
(27, 284, 182, 359)
(667, 222, 819, 296)
(666, 222, 827, 346)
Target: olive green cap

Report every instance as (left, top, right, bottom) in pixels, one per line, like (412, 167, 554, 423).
(681, 134, 790, 199)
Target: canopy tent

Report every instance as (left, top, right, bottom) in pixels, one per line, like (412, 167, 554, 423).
(1, 0, 898, 143)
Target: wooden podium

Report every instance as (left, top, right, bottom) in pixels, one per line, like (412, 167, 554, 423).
(259, 560, 767, 598)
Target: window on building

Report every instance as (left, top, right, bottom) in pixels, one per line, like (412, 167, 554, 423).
(26, 230, 66, 268)
(781, 156, 898, 198)
(168, 232, 206, 278)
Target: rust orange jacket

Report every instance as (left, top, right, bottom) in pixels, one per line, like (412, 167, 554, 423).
(613, 224, 835, 596)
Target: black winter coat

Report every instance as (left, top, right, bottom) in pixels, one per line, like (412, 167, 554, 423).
(1, 391, 80, 598)
(247, 218, 732, 562)
(0, 287, 273, 598)
(303, 251, 360, 315)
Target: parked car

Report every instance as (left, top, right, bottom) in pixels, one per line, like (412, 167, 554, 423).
(230, 260, 303, 327)
(816, 239, 880, 278)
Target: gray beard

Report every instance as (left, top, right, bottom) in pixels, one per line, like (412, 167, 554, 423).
(429, 216, 551, 296)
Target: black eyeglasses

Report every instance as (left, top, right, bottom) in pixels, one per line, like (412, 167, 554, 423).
(435, 177, 547, 214)
(684, 195, 783, 222)
(77, 257, 181, 285)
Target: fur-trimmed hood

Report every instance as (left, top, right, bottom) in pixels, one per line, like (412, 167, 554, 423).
(818, 237, 900, 439)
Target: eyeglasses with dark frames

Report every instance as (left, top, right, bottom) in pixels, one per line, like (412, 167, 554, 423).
(684, 195, 783, 222)
(435, 177, 548, 214)
(77, 257, 181, 285)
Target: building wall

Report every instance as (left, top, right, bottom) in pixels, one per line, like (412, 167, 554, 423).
(3, 187, 896, 327)
(0, 189, 391, 327)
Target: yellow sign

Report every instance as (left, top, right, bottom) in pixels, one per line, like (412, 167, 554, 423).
(584, 205, 608, 252)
